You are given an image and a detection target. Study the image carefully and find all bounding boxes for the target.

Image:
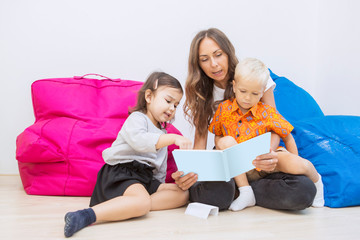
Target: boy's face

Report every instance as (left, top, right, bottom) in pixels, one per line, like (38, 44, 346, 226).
(232, 76, 265, 114)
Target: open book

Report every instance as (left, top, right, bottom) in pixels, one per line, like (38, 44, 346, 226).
(173, 132, 271, 181)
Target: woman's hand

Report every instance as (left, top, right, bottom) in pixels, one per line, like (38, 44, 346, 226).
(252, 150, 278, 172)
(171, 171, 198, 191)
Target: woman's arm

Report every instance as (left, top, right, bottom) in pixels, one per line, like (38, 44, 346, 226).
(193, 129, 208, 149)
(261, 85, 276, 108)
(262, 86, 281, 148)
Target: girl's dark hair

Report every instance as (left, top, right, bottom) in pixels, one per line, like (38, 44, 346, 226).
(130, 71, 183, 115)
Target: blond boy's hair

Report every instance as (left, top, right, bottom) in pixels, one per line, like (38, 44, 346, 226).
(234, 58, 270, 89)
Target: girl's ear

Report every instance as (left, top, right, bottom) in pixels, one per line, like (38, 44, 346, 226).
(232, 80, 236, 93)
(145, 89, 153, 103)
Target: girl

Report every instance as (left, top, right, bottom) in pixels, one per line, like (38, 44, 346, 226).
(64, 72, 192, 237)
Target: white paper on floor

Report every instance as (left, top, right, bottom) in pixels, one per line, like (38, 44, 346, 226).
(185, 202, 219, 219)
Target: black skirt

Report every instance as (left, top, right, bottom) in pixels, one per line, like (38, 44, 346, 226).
(89, 161, 161, 207)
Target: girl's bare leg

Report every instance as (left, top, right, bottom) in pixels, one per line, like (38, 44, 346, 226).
(93, 183, 151, 222)
(150, 183, 189, 210)
(64, 184, 151, 237)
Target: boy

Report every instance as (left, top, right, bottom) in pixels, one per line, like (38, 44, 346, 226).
(208, 58, 324, 211)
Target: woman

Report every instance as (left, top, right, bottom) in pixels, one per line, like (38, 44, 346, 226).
(172, 28, 316, 210)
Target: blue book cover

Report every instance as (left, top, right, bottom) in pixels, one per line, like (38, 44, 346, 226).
(172, 132, 271, 181)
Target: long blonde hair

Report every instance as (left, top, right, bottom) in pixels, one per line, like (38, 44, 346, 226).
(183, 28, 238, 136)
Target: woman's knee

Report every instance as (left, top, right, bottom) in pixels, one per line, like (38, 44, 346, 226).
(189, 180, 235, 210)
(251, 173, 316, 210)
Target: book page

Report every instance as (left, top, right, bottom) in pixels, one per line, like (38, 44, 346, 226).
(172, 150, 228, 181)
(225, 132, 271, 178)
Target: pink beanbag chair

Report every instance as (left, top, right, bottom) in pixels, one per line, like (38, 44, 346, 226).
(16, 74, 180, 196)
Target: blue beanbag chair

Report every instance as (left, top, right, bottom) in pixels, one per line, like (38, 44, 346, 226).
(271, 70, 324, 123)
(271, 70, 360, 208)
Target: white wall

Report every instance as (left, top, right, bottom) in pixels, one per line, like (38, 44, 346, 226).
(1, 0, 359, 174)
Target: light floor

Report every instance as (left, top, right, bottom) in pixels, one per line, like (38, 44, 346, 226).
(1, 175, 360, 240)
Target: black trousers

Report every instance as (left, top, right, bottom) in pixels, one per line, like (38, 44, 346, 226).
(189, 172, 316, 211)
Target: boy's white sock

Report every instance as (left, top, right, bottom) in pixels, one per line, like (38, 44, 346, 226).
(229, 186, 256, 211)
(312, 174, 325, 207)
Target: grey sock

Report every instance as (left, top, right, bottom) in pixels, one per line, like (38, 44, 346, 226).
(64, 208, 96, 237)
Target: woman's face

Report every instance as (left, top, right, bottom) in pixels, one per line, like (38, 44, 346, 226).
(198, 37, 229, 88)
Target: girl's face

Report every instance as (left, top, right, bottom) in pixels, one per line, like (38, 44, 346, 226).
(198, 37, 229, 89)
(145, 86, 183, 127)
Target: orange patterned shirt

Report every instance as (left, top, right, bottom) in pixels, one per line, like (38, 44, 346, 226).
(208, 98, 293, 143)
